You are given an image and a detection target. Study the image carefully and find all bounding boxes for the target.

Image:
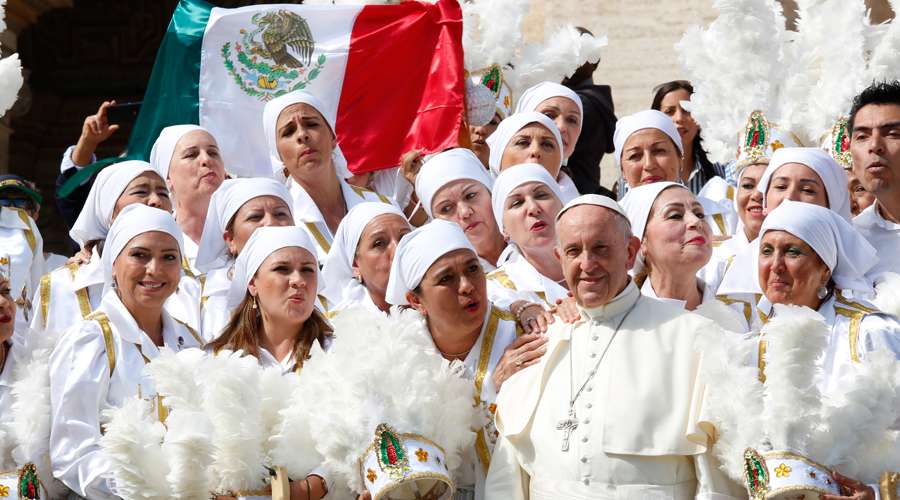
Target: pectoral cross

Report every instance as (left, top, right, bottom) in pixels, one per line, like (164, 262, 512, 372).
(556, 408, 579, 452)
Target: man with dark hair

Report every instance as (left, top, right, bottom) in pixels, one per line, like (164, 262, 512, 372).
(849, 80, 900, 277)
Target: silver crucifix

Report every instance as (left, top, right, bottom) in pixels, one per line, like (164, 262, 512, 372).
(556, 408, 579, 452)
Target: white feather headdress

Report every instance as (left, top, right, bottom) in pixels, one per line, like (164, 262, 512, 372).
(298, 306, 477, 496)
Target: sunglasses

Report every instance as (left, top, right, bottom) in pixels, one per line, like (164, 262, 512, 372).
(0, 198, 36, 211)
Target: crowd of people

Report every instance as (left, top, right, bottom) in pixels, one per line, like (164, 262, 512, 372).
(0, 4, 899, 500)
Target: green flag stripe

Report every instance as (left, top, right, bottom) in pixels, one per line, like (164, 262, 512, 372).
(58, 0, 212, 197)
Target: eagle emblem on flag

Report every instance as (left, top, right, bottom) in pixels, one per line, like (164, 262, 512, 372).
(221, 9, 326, 101)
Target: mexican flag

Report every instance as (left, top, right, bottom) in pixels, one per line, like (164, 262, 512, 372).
(60, 0, 464, 193)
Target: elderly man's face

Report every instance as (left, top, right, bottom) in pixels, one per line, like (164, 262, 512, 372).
(554, 205, 639, 308)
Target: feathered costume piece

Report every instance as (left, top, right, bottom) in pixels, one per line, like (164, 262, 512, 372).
(513, 24, 607, 93)
(675, 0, 790, 163)
(298, 307, 477, 499)
(700, 304, 900, 499)
(0, 0, 22, 117)
(101, 349, 322, 499)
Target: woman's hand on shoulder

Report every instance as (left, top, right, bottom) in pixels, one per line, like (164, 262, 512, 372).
(550, 295, 580, 324)
(492, 333, 548, 392)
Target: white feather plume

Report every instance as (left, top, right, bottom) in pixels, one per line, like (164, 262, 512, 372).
(676, 0, 789, 162)
(302, 306, 476, 494)
(100, 399, 170, 500)
(789, 0, 870, 144)
(268, 365, 323, 481)
(461, 0, 528, 73)
(873, 272, 900, 319)
(0, 53, 22, 117)
(513, 24, 607, 93)
(865, 0, 900, 85)
(201, 350, 268, 494)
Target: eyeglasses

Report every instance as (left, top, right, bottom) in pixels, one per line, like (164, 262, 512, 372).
(0, 198, 36, 211)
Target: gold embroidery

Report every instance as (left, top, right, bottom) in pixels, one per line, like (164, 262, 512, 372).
(834, 306, 864, 363)
(473, 307, 502, 475)
(65, 261, 80, 281)
(303, 222, 332, 253)
(39, 274, 51, 330)
(87, 311, 116, 376)
(711, 213, 727, 235)
(726, 185, 735, 201)
(880, 471, 899, 500)
(15, 209, 36, 254)
(486, 269, 517, 290)
(835, 294, 877, 313)
(716, 295, 752, 324)
(758, 337, 768, 383)
(172, 317, 204, 346)
(75, 288, 92, 318)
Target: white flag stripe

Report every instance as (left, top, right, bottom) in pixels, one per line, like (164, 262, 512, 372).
(199, 4, 363, 178)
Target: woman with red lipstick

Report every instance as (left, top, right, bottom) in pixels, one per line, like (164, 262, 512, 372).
(150, 125, 227, 273)
(486, 112, 578, 203)
(414, 148, 508, 271)
(621, 182, 717, 311)
(754, 201, 900, 393)
(385, 219, 524, 500)
(488, 164, 568, 310)
(48, 205, 202, 500)
(262, 91, 391, 263)
(194, 178, 295, 342)
(320, 202, 411, 315)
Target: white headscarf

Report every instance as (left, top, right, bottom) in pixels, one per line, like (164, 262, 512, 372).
(69, 160, 163, 246)
(102, 204, 184, 293)
(620, 182, 688, 275)
(226, 226, 323, 309)
(514, 81, 584, 119)
(612, 109, 684, 167)
(491, 163, 564, 235)
(414, 148, 493, 218)
(556, 194, 629, 223)
(756, 147, 851, 220)
(760, 200, 876, 293)
(149, 125, 208, 181)
(485, 112, 563, 176)
(385, 219, 477, 305)
(320, 202, 408, 305)
(195, 177, 293, 273)
(262, 90, 352, 180)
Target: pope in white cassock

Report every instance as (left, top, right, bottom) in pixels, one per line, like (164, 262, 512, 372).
(484, 195, 744, 500)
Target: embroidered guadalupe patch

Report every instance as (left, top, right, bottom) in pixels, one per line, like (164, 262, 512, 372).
(374, 423, 411, 480)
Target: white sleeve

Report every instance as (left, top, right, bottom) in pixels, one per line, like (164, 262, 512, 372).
(48, 321, 117, 500)
(60, 145, 95, 174)
(484, 436, 528, 500)
(486, 279, 543, 312)
(860, 314, 900, 361)
(693, 447, 746, 500)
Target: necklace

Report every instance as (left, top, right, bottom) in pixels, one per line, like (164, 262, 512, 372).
(436, 343, 473, 359)
(556, 296, 640, 452)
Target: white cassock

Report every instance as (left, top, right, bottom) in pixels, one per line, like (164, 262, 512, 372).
(485, 282, 743, 500)
(853, 203, 900, 279)
(48, 291, 203, 499)
(755, 293, 900, 394)
(486, 247, 568, 311)
(0, 207, 44, 332)
(454, 304, 520, 500)
(289, 177, 393, 262)
(31, 250, 203, 336)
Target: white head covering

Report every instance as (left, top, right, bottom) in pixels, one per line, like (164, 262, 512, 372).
(69, 160, 163, 246)
(759, 200, 876, 293)
(756, 147, 851, 220)
(385, 219, 477, 305)
(414, 148, 493, 218)
(102, 204, 184, 293)
(262, 90, 352, 180)
(320, 202, 408, 305)
(485, 112, 563, 175)
(226, 226, 323, 309)
(612, 109, 684, 167)
(195, 177, 293, 273)
(620, 182, 686, 240)
(491, 163, 564, 235)
(514, 81, 584, 119)
(620, 182, 689, 275)
(149, 125, 208, 181)
(556, 194, 629, 224)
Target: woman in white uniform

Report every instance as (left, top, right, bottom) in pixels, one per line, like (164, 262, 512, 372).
(485, 112, 577, 203)
(515, 82, 584, 200)
(194, 178, 294, 341)
(149, 125, 227, 273)
(487, 164, 568, 308)
(262, 91, 391, 262)
(320, 202, 411, 315)
(48, 205, 202, 499)
(621, 182, 717, 310)
(208, 226, 331, 499)
(31, 161, 176, 334)
(754, 200, 900, 393)
(414, 148, 507, 271)
(384, 220, 528, 500)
